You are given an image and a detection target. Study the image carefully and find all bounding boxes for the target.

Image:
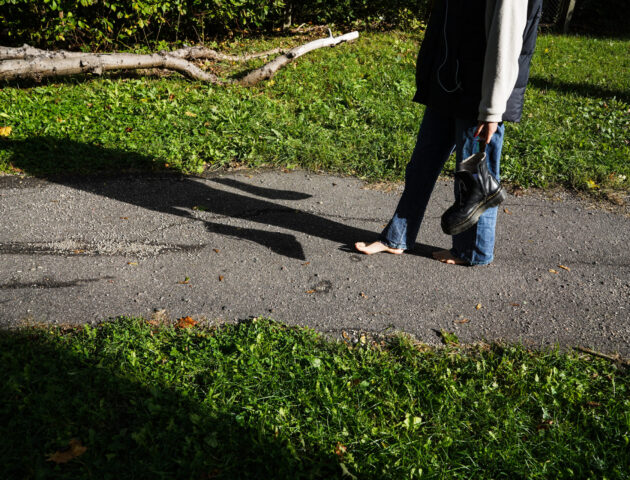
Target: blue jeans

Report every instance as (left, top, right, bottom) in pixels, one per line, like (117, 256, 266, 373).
(379, 107, 505, 265)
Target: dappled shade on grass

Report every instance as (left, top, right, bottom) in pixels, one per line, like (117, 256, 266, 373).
(0, 136, 156, 176)
(1, 318, 628, 479)
(0, 32, 628, 192)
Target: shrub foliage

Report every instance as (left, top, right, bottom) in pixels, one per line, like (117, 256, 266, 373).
(0, 0, 431, 49)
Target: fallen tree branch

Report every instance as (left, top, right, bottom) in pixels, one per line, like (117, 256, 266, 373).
(0, 31, 359, 84)
(575, 346, 628, 366)
(0, 45, 88, 60)
(239, 30, 359, 86)
(0, 44, 284, 62)
(168, 46, 285, 62)
(0, 51, 221, 83)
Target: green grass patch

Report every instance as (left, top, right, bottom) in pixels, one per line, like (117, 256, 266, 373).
(0, 32, 628, 191)
(2, 317, 628, 479)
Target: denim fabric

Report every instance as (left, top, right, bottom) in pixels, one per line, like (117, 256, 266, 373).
(379, 107, 505, 265)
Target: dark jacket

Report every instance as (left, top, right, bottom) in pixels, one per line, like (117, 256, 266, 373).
(412, 0, 542, 122)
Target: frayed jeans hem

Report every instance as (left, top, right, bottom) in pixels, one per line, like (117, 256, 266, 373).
(453, 248, 493, 266)
(378, 236, 407, 251)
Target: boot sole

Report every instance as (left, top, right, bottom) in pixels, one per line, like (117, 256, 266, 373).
(441, 187, 508, 236)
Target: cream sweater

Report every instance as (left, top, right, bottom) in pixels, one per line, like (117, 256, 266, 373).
(478, 0, 529, 122)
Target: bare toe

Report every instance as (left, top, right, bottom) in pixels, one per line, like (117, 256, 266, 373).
(432, 249, 468, 265)
(355, 241, 403, 255)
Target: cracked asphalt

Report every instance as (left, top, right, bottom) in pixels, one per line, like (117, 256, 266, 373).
(1, 170, 629, 355)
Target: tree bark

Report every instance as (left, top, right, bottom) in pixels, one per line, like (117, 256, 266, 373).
(0, 51, 221, 83)
(167, 46, 285, 62)
(0, 31, 359, 84)
(0, 45, 284, 62)
(239, 31, 359, 86)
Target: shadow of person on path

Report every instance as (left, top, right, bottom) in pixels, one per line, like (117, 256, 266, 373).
(1, 137, 441, 261)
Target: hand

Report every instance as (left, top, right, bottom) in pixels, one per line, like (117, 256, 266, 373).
(474, 121, 498, 145)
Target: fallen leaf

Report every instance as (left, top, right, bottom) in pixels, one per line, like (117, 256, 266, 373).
(0, 126, 12, 136)
(503, 207, 512, 214)
(558, 264, 571, 271)
(510, 302, 521, 307)
(176, 316, 197, 329)
(455, 318, 470, 324)
(475, 303, 482, 310)
(127, 262, 138, 266)
(218, 275, 224, 281)
(213, 248, 220, 253)
(125, 127, 133, 133)
(184, 111, 197, 117)
(334, 442, 347, 458)
(56, 117, 64, 123)
(120, 217, 128, 220)
(342, 331, 349, 339)
(73, 249, 85, 254)
(46, 438, 87, 464)
(605, 191, 625, 206)
(168, 94, 175, 100)
(305, 289, 316, 294)
(360, 292, 368, 298)
(549, 269, 559, 274)
(586, 179, 599, 189)
(302, 262, 310, 266)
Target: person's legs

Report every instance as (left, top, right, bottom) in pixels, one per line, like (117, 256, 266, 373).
(449, 119, 505, 265)
(374, 107, 456, 251)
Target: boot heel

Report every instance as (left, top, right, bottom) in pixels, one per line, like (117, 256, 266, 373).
(487, 187, 508, 208)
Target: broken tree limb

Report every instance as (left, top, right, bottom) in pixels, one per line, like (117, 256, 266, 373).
(0, 44, 284, 62)
(238, 30, 359, 86)
(575, 346, 628, 367)
(168, 46, 285, 62)
(0, 51, 222, 83)
(0, 44, 88, 61)
(0, 31, 359, 84)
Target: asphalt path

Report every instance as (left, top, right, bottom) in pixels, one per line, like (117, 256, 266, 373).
(1, 171, 628, 355)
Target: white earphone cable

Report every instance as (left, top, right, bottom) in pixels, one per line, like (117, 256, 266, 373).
(436, 0, 462, 93)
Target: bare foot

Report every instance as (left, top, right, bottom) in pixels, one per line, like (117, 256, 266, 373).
(355, 241, 404, 255)
(432, 249, 469, 265)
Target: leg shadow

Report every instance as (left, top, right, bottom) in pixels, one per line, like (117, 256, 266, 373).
(1, 137, 387, 261)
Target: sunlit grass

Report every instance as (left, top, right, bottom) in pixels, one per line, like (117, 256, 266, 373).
(1, 318, 628, 479)
(0, 32, 628, 192)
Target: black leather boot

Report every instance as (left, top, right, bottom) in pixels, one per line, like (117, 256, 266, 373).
(441, 151, 507, 235)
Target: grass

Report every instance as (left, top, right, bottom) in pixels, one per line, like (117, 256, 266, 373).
(0, 31, 628, 192)
(1, 317, 628, 479)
